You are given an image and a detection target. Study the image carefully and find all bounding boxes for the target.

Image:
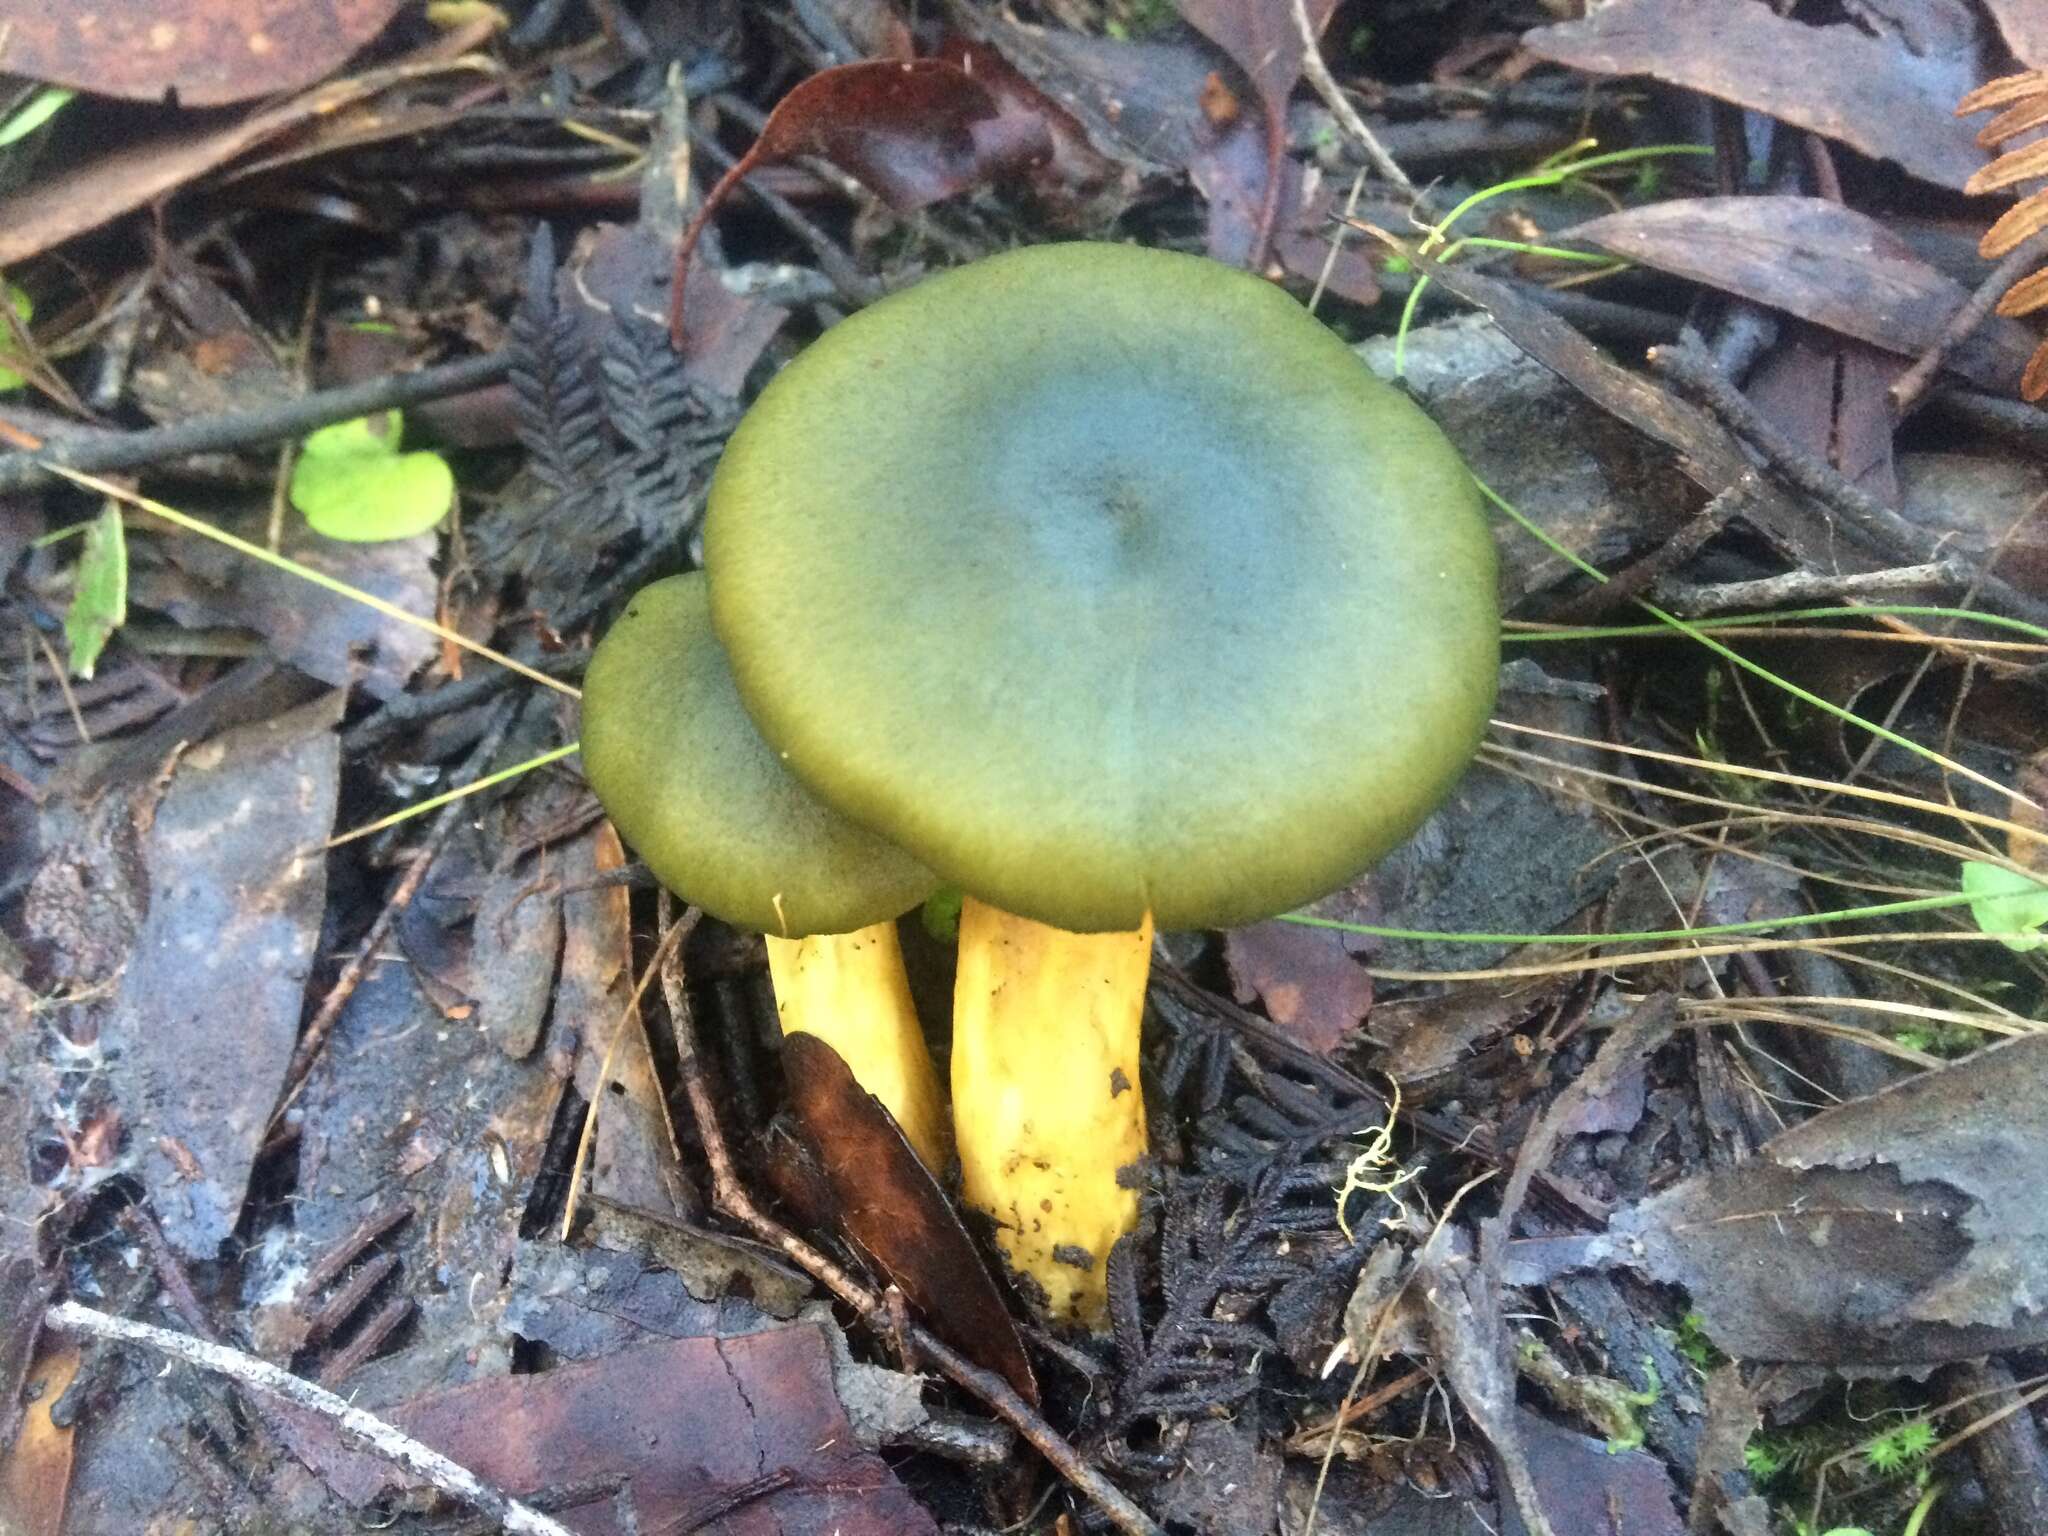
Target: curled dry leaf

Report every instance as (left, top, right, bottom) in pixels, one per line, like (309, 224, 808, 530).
(779, 1032, 1038, 1406)
(669, 60, 1051, 345)
(0, 0, 407, 108)
(322, 1326, 937, 1535)
(1960, 70, 2048, 398)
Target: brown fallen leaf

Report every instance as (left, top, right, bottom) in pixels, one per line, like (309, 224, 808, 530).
(1566, 196, 2036, 394)
(131, 507, 439, 701)
(1523, 0, 1990, 191)
(933, 30, 1122, 213)
(324, 1326, 937, 1535)
(0, 1337, 78, 1536)
(1743, 328, 1902, 500)
(780, 1032, 1038, 1405)
(94, 690, 344, 1257)
(570, 823, 699, 1225)
(1504, 1408, 1685, 1536)
(1177, 0, 1338, 264)
(0, 24, 492, 268)
(0, 0, 406, 107)
(1508, 1033, 2048, 1365)
(1224, 918, 1373, 1058)
(670, 58, 1052, 343)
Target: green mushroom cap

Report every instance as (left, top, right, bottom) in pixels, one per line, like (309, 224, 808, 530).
(705, 242, 1499, 933)
(579, 573, 938, 936)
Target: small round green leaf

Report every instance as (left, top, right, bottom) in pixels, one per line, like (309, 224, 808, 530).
(290, 410, 454, 542)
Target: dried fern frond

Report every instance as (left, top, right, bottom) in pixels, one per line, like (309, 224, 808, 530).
(1960, 70, 2048, 399)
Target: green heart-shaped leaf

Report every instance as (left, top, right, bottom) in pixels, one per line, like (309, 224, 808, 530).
(290, 409, 454, 542)
(1961, 859, 2048, 952)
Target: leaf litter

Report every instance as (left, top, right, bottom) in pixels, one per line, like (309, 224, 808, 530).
(2, 2, 2048, 1534)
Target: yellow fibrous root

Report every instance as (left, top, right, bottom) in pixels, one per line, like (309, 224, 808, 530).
(951, 896, 1152, 1329)
(765, 921, 950, 1173)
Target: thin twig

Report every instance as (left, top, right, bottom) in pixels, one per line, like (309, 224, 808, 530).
(1891, 226, 2048, 418)
(654, 899, 1164, 1536)
(43, 1300, 575, 1536)
(1649, 333, 2048, 631)
(1292, 0, 1412, 190)
(1652, 559, 1978, 617)
(0, 353, 509, 494)
(1548, 476, 1755, 622)
(273, 699, 523, 1120)
(342, 509, 680, 757)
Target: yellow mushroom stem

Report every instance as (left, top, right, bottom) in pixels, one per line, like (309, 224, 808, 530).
(764, 922, 951, 1173)
(951, 895, 1152, 1329)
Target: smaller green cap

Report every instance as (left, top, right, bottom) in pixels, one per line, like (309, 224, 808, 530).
(579, 573, 938, 936)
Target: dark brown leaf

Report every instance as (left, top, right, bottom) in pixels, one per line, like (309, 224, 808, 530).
(571, 825, 698, 1223)
(0, 31, 487, 270)
(1504, 1409, 1684, 1536)
(0, 0, 405, 107)
(780, 1032, 1037, 1405)
(1177, 0, 1337, 265)
(1567, 196, 2036, 394)
(671, 59, 1052, 345)
(932, 31, 1122, 210)
(1224, 919, 1372, 1057)
(1524, 0, 1990, 191)
(747, 59, 1050, 214)
(1743, 328, 1901, 500)
(1176, 0, 1336, 120)
(325, 1327, 937, 1535)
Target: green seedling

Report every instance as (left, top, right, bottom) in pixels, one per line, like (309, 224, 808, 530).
(0, 87, 72, 150)
(0, 281, 34, 392)
(64, 502, 126, 679)
(1391, 140, 1713, 375)
(1862, 1417, 1937, 1476)
(289, 410, 454, 542)
(1961, 859, 2048, 952)
(1673, 1311, 1721, 1372)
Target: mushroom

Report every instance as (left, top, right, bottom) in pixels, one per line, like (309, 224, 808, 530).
(703, 243, 1498, 1324)
(578, 572, 950, 1171)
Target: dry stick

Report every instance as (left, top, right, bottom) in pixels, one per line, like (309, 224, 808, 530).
(120, 1205, 378, 1481)
(1548, 476, 1756, 623)
(1291, 0, 1413, 190)
(42, 1300, 574, 1536)
(273, 700, 521, 1120)
(1891, 226, 2048, 418)
(1649, 334, 2048, 632)
(1652, 558, 1979, 617)
(653, 901, 1164, 1536)
(0, 352, 509, 494)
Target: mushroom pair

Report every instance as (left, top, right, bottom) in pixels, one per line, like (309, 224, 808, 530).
(583, 243, 1498, 1326)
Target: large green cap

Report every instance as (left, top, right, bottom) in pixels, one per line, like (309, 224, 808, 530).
(705, 242, 1499, 933)
(579, 573, 938, 936)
